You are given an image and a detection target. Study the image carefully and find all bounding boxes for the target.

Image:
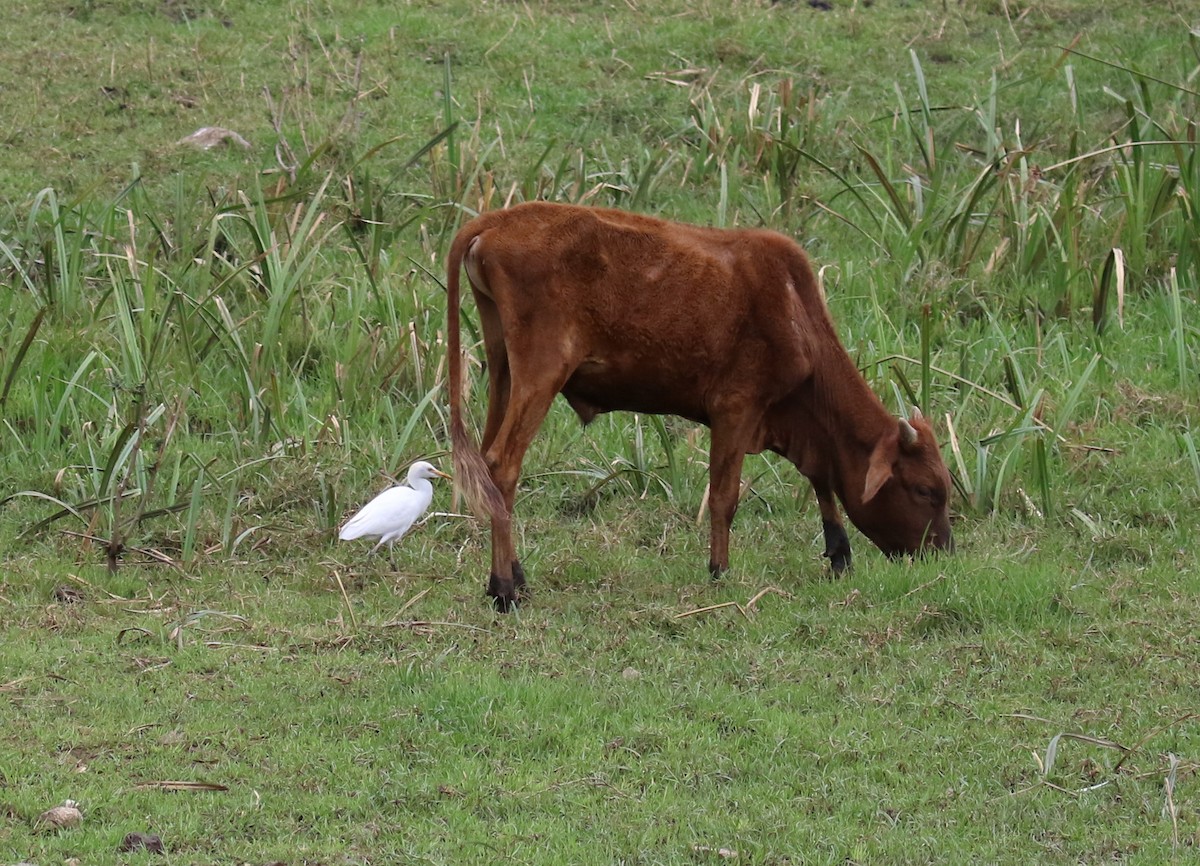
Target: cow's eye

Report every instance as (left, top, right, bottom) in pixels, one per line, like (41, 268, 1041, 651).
(914, 485, 934, 500)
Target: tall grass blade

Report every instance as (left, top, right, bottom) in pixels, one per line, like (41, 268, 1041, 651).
(388, 385, 444, 469)
(1094, 248, 1126, 334)
(790, 143, 884, 235)
(0, 307, 45, 409)
(919, 304, 932, 414)
(50, 350, 101, 440)
(1055, 353, 1101, 434)
(0, 235, 42, 299)
(717, 162, 729, 228)
(855, 144, 912, 230)
(1033, 435, 1052, 518)
(1167, 268, 1190, 390)
(943, 413, 974, 506)
(97, 421, 140, 508)
(648, 414, 681, 500)
(443, 52, 459, 184)
(181, 470, 207, 566)
(1181, 432, 1200, 493)
(401, 124, 461, 173)
(1, 490, 88, 533)
(908, 50, 935, 173)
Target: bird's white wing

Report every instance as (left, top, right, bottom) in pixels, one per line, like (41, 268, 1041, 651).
(338, 486, 418, 540)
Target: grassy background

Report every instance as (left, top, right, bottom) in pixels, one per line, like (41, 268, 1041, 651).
(2, 0, 1199, 863)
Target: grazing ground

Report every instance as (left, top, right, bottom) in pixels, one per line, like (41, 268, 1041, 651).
(1, 1, 1199, 863)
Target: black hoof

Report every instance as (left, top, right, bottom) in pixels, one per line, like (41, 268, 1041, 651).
(512, 560, 527, 590)
(487, 572, 520, 613)
(821, 520, 852, 575)
(708, 562, 726, 581)
(826, 551, 852, 575)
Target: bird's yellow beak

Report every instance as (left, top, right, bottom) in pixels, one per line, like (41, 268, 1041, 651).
(433, 468, 452, 480)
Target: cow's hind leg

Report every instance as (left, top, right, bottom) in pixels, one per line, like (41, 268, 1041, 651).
(482, 365, 572, 611)
(476, 294, 510, 456)
(471, 294, 532, 604)
(706, 421, 750, 580)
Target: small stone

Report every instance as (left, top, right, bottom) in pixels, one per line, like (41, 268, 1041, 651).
(119, 831, 166, 853)
(178, 126, 251, 151)
(691, 845, 739, 859)
(621, 666, 641, 681)
(35, 799, 82, 830)
(52, 585, 83, 604)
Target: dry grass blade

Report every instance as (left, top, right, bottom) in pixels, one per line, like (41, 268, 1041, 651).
(1041, 139, 1197, 173)
(1042, 731, 1129, 777)
(1114, 712, 1200, 773)
(675, 601, 747, 620)
(378, 619, 492, 634)
(59, 531, 185, 573)
(1165, 752, 1180, 849)
(116, 627, 156, 645)
(899, 572, 949, 599)
(396, 587, 431, 616)
(134, 780, 229, 792)
(745, 586, 791, 611)
(168, 610, 252, 648)
(676, 585, 789, 621)
(332, 570, 358, 630)
(1004, 712, 1058, 725)
(64, 572, 127, 601)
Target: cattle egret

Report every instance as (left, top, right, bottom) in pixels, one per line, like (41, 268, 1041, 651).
(338, 461, 449, 559)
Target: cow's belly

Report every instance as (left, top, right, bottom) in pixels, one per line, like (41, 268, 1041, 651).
(561, 360, 710, 426)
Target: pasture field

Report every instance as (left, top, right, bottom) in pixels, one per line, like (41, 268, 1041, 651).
(1, 0, 1199, 862)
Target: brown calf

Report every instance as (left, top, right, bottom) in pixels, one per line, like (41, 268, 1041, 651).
(446, 202, 953, 610)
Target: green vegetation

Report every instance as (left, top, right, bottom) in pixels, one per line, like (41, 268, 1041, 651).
(2, 0, 1198, 862)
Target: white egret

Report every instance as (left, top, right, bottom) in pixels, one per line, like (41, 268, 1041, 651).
(338, 461, 450, 559)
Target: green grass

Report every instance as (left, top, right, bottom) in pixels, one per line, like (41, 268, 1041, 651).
(2, 0, 1199, 863)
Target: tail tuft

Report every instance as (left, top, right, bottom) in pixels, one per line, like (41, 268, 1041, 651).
(451, 418, 505, 521)
(447, 216, 505, 523)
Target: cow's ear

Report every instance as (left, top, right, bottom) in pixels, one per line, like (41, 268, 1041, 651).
(863, 437, 895, 503)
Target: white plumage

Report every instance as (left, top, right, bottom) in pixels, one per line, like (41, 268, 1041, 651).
(338, 461, 449, 557)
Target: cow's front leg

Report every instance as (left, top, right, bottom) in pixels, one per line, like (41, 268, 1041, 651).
(707, 425, 749, 580)
(812, 479, 852, 574)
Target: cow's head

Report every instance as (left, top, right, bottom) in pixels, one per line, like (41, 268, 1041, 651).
(848, 410, 954, 558)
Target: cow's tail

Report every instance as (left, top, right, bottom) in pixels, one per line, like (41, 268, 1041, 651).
(446, 223, 505, 522)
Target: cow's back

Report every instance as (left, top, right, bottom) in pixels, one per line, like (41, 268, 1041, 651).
(461, 202, 831, 422)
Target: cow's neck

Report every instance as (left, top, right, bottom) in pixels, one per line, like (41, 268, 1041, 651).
(768, 345, 893, 501)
